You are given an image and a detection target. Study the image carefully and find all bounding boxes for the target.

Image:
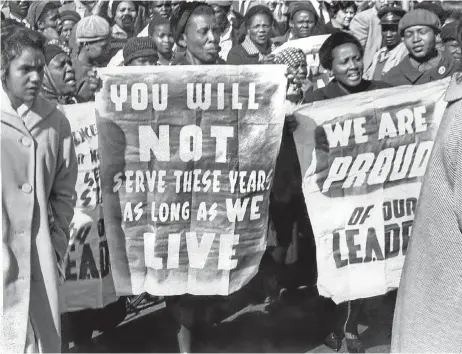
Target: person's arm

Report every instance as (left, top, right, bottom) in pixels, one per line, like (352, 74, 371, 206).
(49, 112, 78, 263)
(349, 11, 370, 47)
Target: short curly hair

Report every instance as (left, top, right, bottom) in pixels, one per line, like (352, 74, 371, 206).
(1, 28, 45, 76)
(319, 32, 363, 70)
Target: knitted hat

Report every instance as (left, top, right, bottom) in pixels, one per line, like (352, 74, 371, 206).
(26, 1, 58, 29)
(60, 10, 81, 24)
(244, 5, 274, 25)
(274, 47, 307, 67)
(170, 1, 212, 44)
(43, 44, 66, 66)
(319, 32, 363, 70)
(75, 15, 110, 43)
(398, 9, 441, 35)
(441, 21, 459, 42)
(123, 37, 158, 65)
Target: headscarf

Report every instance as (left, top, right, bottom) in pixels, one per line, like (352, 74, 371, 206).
(26, 2, 57, 29)
(274, 47, 307, 67)
(41, 45, 76, 104)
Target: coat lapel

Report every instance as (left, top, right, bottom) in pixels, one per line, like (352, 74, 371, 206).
(0, 88, 31, 137)
(23, 96, 55, 132)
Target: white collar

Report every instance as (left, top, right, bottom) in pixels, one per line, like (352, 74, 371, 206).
(1, 84, 33, 119)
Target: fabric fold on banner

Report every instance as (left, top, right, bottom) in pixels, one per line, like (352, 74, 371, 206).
(293, 78, 451, 304)
(95, 65, 286, 296)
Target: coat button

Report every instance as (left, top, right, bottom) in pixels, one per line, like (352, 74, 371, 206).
(21, 137, 31, 147)
(21, 183, 33, 194)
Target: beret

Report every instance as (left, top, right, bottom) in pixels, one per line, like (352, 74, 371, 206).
(60, 10, 81, 24)
(43, 44, 66, 66)
(274, 47, 307, 67)
(414, 1, 448, 23)
(319, 31, 363, 70)
(378, 6, 406, 25)
(244, 5, 274, 24)
(441, 21, 459, 42)
(288, 1, 318, 21)
(123, 37, 158, 65)
(26, 1, 58, 29)
(170, 1, 211, 44)
(398, 9, 441, 35)
(75, 15, 110, 43)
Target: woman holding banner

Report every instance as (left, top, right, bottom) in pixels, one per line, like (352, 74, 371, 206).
(302, 32, 390, 353)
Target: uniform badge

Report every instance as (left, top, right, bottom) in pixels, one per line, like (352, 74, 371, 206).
(438, 66, 446, 75)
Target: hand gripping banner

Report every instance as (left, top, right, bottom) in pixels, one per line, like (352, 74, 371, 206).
(95, 65, 287, 296)
(293, 78, 451, 304)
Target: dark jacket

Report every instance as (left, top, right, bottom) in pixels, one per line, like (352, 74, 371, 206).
(382, 50, 460, 87)
(172, 52, 225, 66)
(304, 78, 392, 103)
(227, 43, 260, 65)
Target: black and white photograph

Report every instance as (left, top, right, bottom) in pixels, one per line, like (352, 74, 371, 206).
(2, 0, 462, 353)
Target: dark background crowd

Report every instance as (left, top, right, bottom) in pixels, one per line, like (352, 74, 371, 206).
(3, 0, 462, 353)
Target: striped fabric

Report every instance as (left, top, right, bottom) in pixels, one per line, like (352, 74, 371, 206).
(391, 74, 462, 352)
(241, 35, 276, 62)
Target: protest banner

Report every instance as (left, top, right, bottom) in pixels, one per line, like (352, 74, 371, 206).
(272, 35, 331, 90)
(293, 78, 451, 304)
(59, 103, 118, 312)
(95, 65, 287, 296)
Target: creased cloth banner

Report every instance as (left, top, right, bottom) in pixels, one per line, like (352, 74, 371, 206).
(59, 103, 118, 312)
(293, 78, 451, 304)
(272, 35, 331, 90)
(95, 65, 286, 296)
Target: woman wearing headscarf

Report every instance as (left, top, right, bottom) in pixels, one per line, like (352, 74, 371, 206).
(227, 5, 276, 65)
(26, 1, 62, 42)
(40, 44, 78, 105)
(302, 32, 391, 353)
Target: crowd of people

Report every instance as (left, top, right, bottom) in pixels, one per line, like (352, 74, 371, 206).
(3, 0, 462, 353)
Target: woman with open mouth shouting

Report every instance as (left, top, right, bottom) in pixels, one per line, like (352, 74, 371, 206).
(111, 0, 138, 40)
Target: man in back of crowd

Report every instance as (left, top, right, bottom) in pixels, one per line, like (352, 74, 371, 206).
(148, 14, 175, 65)
(272, 2, 320, 47)
(364, 6, 408, 80)
(349, 0, 395, 72)
(72, 14, 109, 102)
(123, 36, 158, 66)
(7, 0, 31, 27)
(149, 0, 173, 19)
(441, 20, 462, 65)
(383, 8, 460, 86)
(59, 10, 81, 47)
(26, 1, 62, 42)
(208, 1, 245, 61)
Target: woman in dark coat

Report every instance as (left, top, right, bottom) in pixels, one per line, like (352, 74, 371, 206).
(303, 32, 390, 353)
(227, 5, 276, 65)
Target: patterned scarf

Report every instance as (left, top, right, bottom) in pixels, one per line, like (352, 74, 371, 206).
(241, 35, 276, 62)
